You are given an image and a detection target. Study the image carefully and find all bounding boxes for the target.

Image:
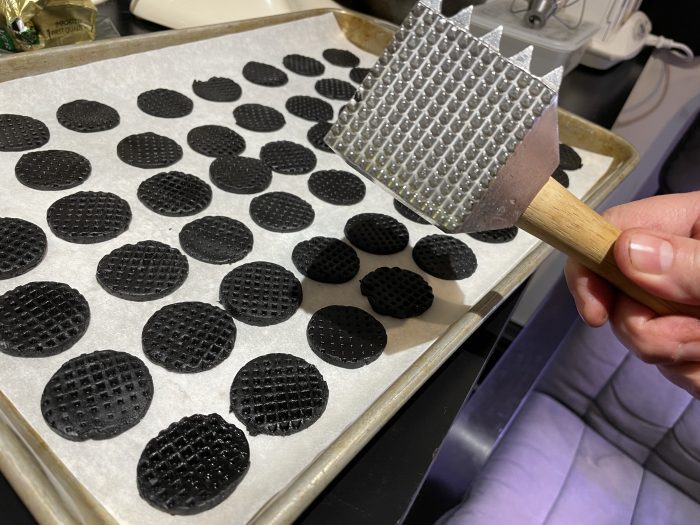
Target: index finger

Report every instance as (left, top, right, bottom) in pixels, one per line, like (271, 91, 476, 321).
(603, 192, 700, 238)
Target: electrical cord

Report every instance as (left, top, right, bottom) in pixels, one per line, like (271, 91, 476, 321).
(645, 34, 695, 61)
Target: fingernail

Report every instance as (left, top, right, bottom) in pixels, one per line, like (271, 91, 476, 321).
(678, 341, 700, 360)
(628, 233, 673, 274)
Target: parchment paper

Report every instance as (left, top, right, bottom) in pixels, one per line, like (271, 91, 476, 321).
(0, 14, 613, 524)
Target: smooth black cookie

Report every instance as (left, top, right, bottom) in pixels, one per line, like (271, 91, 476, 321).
(283, 54, 325, 76)
(559, 143, 582, 170)
(143, 302, 236, 373)
(468, 226, 519, 244)
(322, 48, 360, 68)
(209, 156, 272, 194)
(242, 61, 288, 87)
(41, 350, 153, 441)
(345, 213, 409, 255)
(233, 103, 285, 132)
(552, 167, 570, 188)
(307, 305, 386, 368)
(249, 192, 314, 233)
(307, 121, 334, 153)
(179, 216, 253, 264)
(308, 169, 365, 205)
(219, 261, 302, 326)
(137, 414, 250, 515)
(393, 199, 429, 224)
(285, 95, 333, 122)
(315, 78, 356, 101)
(360, 267, 434, 318)
(0, 218, 47, 280)
(15, 150, 91, 191)
(412, 234, 477, 280)
(187, 125, 245, 158)
(0, 281, 90, 357)
(117, 132, 183, 169)
(349, 67, 371, 83)
(56, 100, 120, 132)
(137, 88, 193, 118)
(0, 114, 50, 152)
(292, 237, 359, 284)
(96, 240, 188, 301)
(230, 353, 328, 436)
(137, 171, 212, 217)
(47, 191, 131, 244)
(259, 140, 316, 175)
(192, 77, 242, 102)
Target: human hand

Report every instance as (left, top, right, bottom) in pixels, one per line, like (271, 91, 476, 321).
(564, 191, 700, 397)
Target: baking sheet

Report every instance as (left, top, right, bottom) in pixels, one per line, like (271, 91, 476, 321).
(0, 13, 612, 524)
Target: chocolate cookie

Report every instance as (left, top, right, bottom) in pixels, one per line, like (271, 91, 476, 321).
(307, 121, 334, 153)
(209, 156, 272, 194)
(285, 95, 333, 122)
(137, 88, 193, 118)
(322, 48, 360, 68)
(412, 234, 477, 280)
(56, 100, 120, 132)
(468, 226, 519, 244)
(552, 167, 570, 188)
(292, 237, 359, 283)
(117, 132, 182, 169)
(260, 140, 317, 175)
(179, 216, 253, 264)
(360, 267, 433, 318)
(242, 61, 288, 87)
(393, 199, 429, 224)
(233, 104, 285, 132)
(0, 218, 47, 279)
(137, 171, 212, 217)
(559, 143, 582, 170)
(283, 54, 325, 76)
(345, 213, 409, 254)
(192, 77, 242, 102)
(0, 114, 50, 152)
(349, 67, 370, 83)
(47, 191, 131, 244)
(315, 78, 356, 101)
(15, 150, 91, 191)
(187, 125, 245, 158)
(249, 192, 314, 233)
(308, 169, 365, 205)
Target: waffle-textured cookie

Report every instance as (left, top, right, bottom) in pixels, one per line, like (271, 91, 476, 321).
(559, 143, 582, 171)
(412, 234, 477, 280)
(187, 125, 245, 158)
(137, 414, 250, 515)
(259, 140, 316, 175)
(192, 77, 242, 102)
(292, 237, 359, 284)
(283, 54, 325, 76)
(233, 103, 285, 132)
(96, 240, 188, 301)
(285, 95, 333, 122)
(56, 100, 120, 132)
(47, 191, 131, 244)
(249, 192, 314, 233)
(360, 267, 433, 318)
(308, 169, 365, 205)
(552, 167, 570, 188)
(322, 48, 360, 68)
(230, 353, 328, 435)
(307, 305, 386, 368)
(15, 150, 91, 191)
(468, 226, 519, 244)
(307, 121, 334, 153)
(0, 218, 47, 279)
(0, 114, 50, 152)
(209, 156, 272, 194)
(41, 350, 153, 441)
(242, 61, 288, 87)
(0, 281, 90, 357)
(137, 88, 193, 118)
(117, 132, 183, 169)
(393, 199, 429, 224)
(137, 171, 212, 217)
(345, 213, 409, 255)
(219, 261, 302, 326)
(142, 302, 236, 373)
(179, 216, 253, 264)
(349, 67, 370, 83)
(315, 78, 356, 101)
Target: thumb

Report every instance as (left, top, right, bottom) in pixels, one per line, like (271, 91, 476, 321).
(615, 228, 700, 305)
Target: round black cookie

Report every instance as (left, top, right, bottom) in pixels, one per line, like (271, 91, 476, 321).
(187, 125, 245, 158)
(468, 226, 519, 244)
(0, 281, 90, 357)
(259, 140, 316, 175)
(307, 305, 386, 368)
(56, 100, 120, 132)
(315, 78, 357, 101)
(552, 166, 570, 188)
(230, 353, 328, 436)
(322, 48, 360, 68)
(0, 114, 50, 152)
(283, 54, 325, 76)
(233, 104, 285, 132)
(308, 169, 365, 205)
(142, 302, 236, 373)
(249, 192, 315, 233)
(292, 237, 359, 284)
(393, 199, 429, 224)
(41, 350, 153, 441)
(192, 76, 242, 102)
(96, 240, 188, 301)
(344, 213, 409, 255)
(349, 67, 371, 83)
(209, 156, 272, 194)
(47, 191, 131, 244)
(360, 267, 434, 318)
(15, 150, 91, 190)
(0, 218, 47, 280)
(242, 61, 288, 87)
(137, 171, 212, 217)
(559, 143, 582, 170)
(219, 261, 302, 326)
(412, 234, 477, 280)
(117, 132, 183, 169)
(137, 88, 193, 118)
(285, 95, 333, 122)
(179, 216, 253, 264)
(307, 121, 334, 153)
(137, 414, 249, 515)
